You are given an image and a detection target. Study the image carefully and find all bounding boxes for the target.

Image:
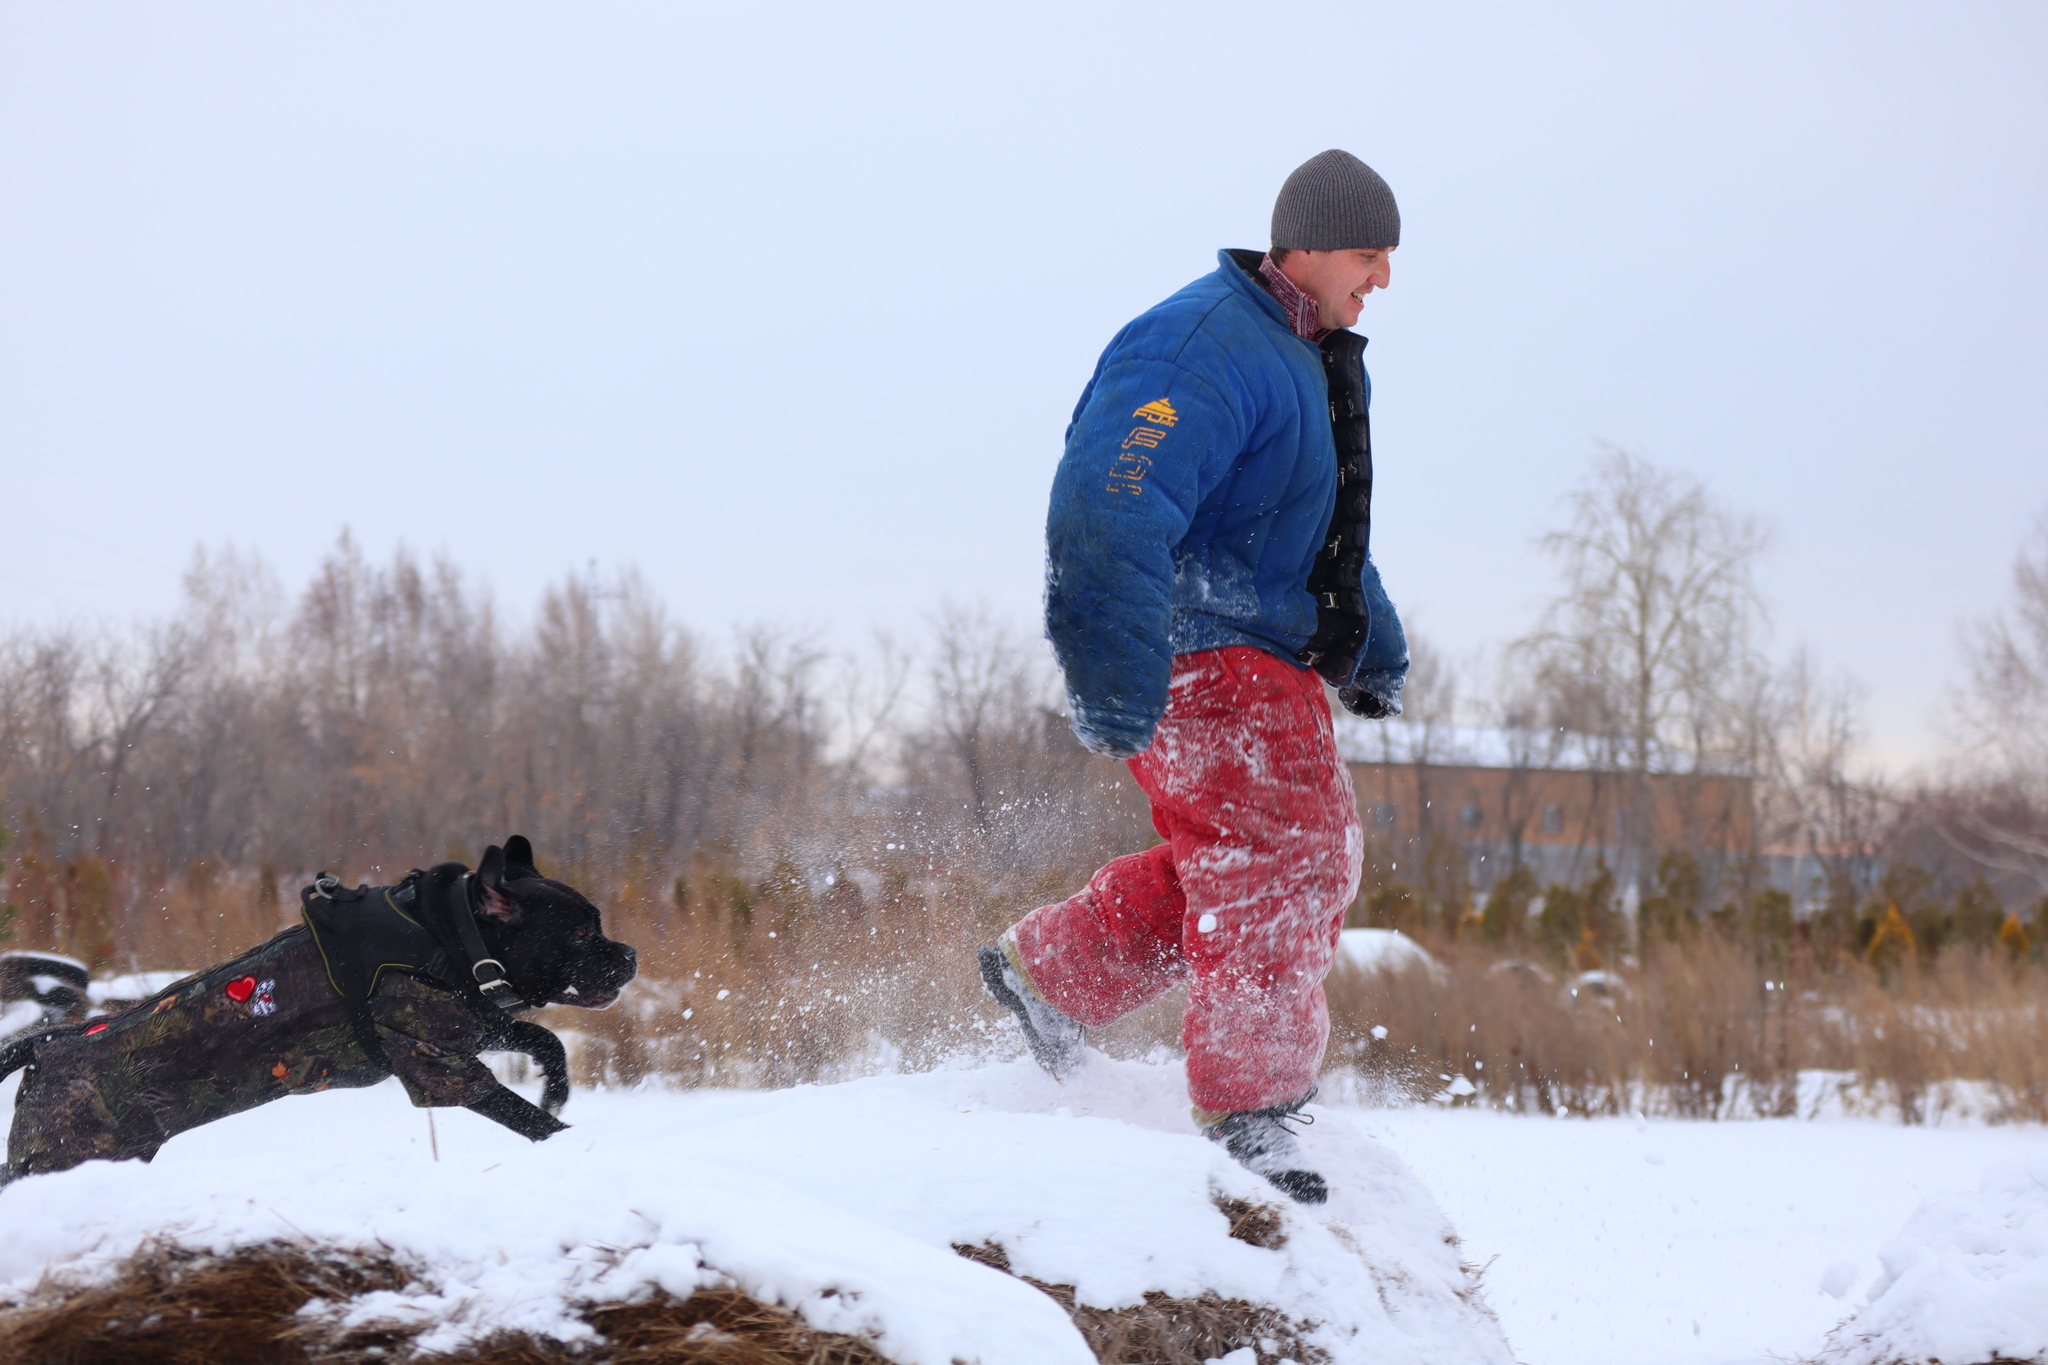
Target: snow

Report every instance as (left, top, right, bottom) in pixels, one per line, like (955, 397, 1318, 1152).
(1360, 1107, 2048, 1365)
(1811, 1158, 2048, 1365)
(1, 950, 87, 975)
(0, 1056, 1511, 1365)
(7, 1047, 2045, 1365)
(1334, 927, 1436, 975)
(0, 999, 45, 1041)
(86, 970, 194, 1005)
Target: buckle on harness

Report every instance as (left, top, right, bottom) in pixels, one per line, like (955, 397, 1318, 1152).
(473, 957, 522, 1010)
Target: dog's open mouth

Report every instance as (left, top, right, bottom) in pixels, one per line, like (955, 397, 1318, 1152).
(554, 984, 621, 1009)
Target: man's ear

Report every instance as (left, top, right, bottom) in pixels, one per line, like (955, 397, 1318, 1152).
(504, 835, 537, 877)
(476, 844, 517, 921)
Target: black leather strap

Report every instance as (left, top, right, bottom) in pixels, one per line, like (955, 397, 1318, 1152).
(415, 863, 526, 1014)
(1297, 329, 1374, 685)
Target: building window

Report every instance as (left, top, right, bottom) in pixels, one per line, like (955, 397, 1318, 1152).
(1542, 804, 1564, 834)
(1373, 803, 1397, 828)
(1460, 802, 1482, 830)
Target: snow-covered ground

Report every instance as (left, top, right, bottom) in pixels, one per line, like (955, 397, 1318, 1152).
(1360, 1107, 2047, 1365)
(1810, 1157, 2048, 1365)
(3, 1056, 2043, 1365)
(0, 1057, 1509, 1365)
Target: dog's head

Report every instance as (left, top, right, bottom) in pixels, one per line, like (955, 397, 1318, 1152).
(470, 836, 638, 1010)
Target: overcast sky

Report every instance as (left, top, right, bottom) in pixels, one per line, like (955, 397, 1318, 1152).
(2, 2, 2043, 769)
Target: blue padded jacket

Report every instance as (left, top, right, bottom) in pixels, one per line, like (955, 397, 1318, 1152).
(1045, 250, 1408, 755)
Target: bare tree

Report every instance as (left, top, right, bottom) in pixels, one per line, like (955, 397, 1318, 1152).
(1761, 649, 1886, 909)
(1945, 510, 2048, 893)
(1517, 448, 1774, 891)
(920, 601, 1057, 838)
(1956, 509, 2048, 779)
(830, 631, 911, 775)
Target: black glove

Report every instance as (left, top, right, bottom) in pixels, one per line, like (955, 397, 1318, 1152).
(1338, 680, 1403, 720)
(1071, 704, 1153, 759)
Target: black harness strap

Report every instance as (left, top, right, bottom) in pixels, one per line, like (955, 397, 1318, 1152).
(300, 874, 430, 1065)
(1297, 328, 1375, 685)
(299, 862, 527, 1066)
(426, 864, 525, 1014)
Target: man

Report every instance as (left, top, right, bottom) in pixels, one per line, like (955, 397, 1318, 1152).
(979, 150, 1408, 1204)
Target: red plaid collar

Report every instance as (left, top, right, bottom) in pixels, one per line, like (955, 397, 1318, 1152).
(1257, 253, 1330, 342)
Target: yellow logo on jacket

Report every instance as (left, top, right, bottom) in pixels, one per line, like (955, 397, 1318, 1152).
(1108, 399, 1178, 496)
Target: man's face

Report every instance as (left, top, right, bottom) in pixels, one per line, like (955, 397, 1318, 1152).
(1276, 246, 1393, 330)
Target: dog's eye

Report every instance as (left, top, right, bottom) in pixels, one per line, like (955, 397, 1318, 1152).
(574, 927, 591, 940)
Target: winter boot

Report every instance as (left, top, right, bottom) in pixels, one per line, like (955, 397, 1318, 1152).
(977, 944, 1085, 1079)
(1202, 1092, 1327, 1205)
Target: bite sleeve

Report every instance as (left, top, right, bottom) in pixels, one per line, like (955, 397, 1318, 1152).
(1045, 361, 1244, 753)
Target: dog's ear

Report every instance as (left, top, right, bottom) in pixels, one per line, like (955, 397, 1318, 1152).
(476, 843, 518, 921)
(504, 835, 537, 877)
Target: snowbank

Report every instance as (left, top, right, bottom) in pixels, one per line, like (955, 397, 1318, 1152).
(87, 969, 194, 1006)
(1814, 1158, 2048, 1365)
(1334, 927, 1436, 977)
(0, 1000, 43, 1041)
(0, 1056, 1510, 1365)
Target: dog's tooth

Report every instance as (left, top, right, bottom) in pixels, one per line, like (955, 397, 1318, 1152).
(564, 985, 581, 996)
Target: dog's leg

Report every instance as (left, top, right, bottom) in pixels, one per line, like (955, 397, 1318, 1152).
(496, 1019, 571, 1117)
(465, 1082, 570, 1141)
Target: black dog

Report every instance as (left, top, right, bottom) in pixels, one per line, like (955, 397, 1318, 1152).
(1, 837, 636, 1183)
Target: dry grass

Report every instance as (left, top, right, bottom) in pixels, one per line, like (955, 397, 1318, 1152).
(0, 1241, 896, 1365)
(1326, 934, 2048, 1123)
(517, 883, 2048, 1131)
(22, 848, 2045, 1125)
(0, 1237, 1335, 1365)
(528, 850, 1091, 1092)
(1211, 1195, 1289, 1251)
(0, 1240, 412, 1365)
(952, 1240, 1325, 1365)
(14, 743, 2044, 1124)
(541, 887, 2048, 1130)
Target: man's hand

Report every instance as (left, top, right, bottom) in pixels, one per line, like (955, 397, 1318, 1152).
(1079, 732, 1147, 760)
(1071, 705, 1154, 759)
(1338, 670, 1404, 720)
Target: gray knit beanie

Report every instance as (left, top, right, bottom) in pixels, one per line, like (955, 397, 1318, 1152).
(1271, 149, 1400, 251)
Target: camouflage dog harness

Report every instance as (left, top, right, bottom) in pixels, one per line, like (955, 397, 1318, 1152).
(3, 866, 562, 1181)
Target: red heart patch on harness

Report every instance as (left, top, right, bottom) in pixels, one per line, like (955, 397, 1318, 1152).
(224, 976, 257, 1003)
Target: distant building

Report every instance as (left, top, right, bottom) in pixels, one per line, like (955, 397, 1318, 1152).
(1331, 720, 1830, 908)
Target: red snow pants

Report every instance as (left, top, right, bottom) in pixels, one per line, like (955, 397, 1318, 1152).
(1007, 646, 1364, 1115)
